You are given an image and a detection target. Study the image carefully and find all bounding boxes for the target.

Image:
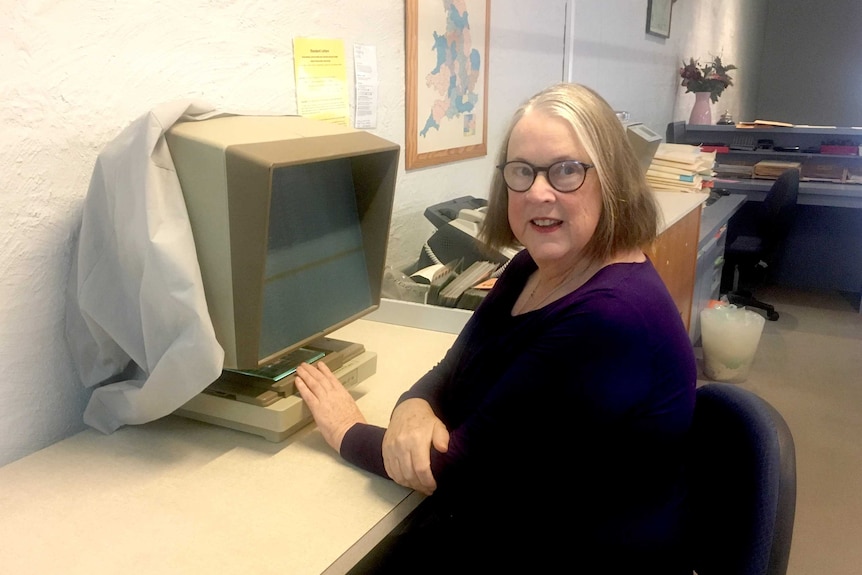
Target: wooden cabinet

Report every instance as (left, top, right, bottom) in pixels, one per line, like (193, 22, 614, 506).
(650, 203, 702, 330)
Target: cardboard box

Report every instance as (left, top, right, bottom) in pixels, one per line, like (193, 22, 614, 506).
(845, 165, 862, 184)
(802, 160, 846, 182)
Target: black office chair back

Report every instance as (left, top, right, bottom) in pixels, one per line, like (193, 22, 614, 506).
(690, 383, 797, 575)
(758, 169, 799, 259)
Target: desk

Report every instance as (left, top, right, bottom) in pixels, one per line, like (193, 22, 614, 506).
(669, 123, 862, 304)
(650, 191, 707, 330)
(0, 319, 456, 575)
(690, 194, 747, 343)
(712, 177, 862, 209)
(714, 178, 862, 303)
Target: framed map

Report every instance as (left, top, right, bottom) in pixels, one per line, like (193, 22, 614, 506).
(405, 0, 490, 170)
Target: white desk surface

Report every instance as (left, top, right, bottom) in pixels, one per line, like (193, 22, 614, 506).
(0, 319, 457, 575)
(653, 190, 708, 229)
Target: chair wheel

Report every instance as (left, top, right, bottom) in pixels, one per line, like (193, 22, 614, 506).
(767, 311, 779, 321)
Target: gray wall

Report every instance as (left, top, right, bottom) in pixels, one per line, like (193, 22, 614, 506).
(758, 0, 862, 126)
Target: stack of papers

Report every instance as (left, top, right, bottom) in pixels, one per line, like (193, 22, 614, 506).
(427, 259, 499, 309)
(646, 143, 716, 192)
(437, 260, 498, 307)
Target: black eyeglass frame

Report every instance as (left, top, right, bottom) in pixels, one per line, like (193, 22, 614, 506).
(496, 159, 595, 193)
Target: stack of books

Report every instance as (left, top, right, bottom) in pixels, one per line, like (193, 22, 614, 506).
(646, 143, 716, 193)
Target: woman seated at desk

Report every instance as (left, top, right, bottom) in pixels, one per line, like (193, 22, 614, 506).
(296, 83, 696, 574)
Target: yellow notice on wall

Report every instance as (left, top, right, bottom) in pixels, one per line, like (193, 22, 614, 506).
(293, 37, 350, 126)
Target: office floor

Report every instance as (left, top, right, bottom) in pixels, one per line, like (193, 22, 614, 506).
(694, 286, 862, 575)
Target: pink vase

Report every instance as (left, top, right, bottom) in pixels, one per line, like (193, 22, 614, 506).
(689, 92, 713, 125)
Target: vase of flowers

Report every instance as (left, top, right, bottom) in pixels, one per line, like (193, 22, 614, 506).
(689, 92, 713, 125)
(680, 56, 737, 125)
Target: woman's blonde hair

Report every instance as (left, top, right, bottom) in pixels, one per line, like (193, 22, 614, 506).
(480, 83, 660, 263)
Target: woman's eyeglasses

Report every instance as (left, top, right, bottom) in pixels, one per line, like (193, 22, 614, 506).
(497, 160, 594, 193)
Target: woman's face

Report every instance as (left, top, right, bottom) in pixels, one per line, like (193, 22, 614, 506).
(506, 110, 603, 273)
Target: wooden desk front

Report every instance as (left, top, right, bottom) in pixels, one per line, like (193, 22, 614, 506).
(650, 192, 706, 330)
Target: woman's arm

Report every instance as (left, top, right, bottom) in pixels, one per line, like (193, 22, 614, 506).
(382, 398, 450, 494)
(298, 321, 470, 487)
(295, 361, 366, 452)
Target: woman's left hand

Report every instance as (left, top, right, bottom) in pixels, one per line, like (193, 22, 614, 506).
(295, 361, 366, 452)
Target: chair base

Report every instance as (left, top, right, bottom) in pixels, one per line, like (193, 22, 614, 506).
(726, 290, 780, 321)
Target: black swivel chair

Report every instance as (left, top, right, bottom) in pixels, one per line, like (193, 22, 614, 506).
(690, 383, 797, 575)
(721, 169, 800, 320)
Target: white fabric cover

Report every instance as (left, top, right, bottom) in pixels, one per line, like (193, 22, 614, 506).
(66, 100, 225, 433)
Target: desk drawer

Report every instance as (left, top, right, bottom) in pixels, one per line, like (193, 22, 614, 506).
(691, 224, 729, 343)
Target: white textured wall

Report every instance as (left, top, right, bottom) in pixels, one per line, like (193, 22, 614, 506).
(0, 0, 568, 465)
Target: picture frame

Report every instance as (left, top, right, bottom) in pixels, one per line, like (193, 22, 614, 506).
(646, 0, 673, 38)
(405, 0, 490, 170)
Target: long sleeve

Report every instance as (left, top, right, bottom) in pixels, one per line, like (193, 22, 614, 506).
(341, 254, 695, 511)
(339, 423, 388, 477)
(339, 254, 695, 571)
(337, 296, 491, 478)
(336, 253, 528, 478)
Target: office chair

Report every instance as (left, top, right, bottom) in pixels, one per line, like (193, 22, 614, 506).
(690, 383, 797, 575)
(721, 169, 799, 320)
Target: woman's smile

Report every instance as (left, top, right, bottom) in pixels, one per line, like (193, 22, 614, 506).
(530, 218, 563, 232)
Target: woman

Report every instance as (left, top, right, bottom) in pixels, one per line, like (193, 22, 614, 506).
(296, 83, 696, 573)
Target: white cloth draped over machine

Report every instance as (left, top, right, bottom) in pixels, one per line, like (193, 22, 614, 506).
(66, 101, 226, 433)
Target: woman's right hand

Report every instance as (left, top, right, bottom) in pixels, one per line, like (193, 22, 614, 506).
(382, 398, 450, 495)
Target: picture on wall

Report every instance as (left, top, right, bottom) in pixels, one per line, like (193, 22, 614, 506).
(646, 0, 673, 38)
(405, 0, 490, 170)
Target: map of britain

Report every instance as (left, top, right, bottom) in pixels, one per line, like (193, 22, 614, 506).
(419, 1, 482, 139)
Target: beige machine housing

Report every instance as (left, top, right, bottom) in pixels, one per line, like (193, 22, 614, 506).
(165, 115, 400, 370)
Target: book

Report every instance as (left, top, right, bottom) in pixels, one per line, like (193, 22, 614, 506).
(647, 169, 699, 184)
(735, 119, 794, 128)
(647, 181, 701, 192)
(652, 144, 716, 173)
(715, 164, 754, 178)
(646, 175, 703, 193)
(647, 161, 700, 177)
